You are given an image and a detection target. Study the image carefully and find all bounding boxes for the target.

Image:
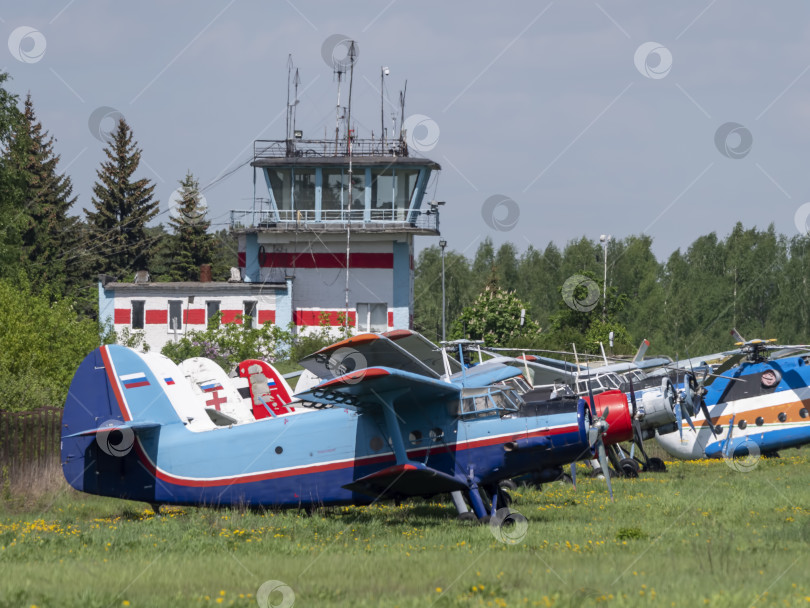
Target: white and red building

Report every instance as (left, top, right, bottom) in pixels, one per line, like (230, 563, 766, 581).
(101, 137, 442, 352)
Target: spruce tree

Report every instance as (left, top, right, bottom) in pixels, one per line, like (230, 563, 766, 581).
(85, 118, 158, 277)
(11, 94, 77, 291)
(167, 171, 214, 280)
(0, 73, 24, 277)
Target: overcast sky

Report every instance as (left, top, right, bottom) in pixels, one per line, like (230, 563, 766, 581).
(4, 1, 810, 261)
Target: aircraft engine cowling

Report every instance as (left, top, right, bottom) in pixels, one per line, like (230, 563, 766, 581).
(587, 389, 633, 445)
(635, 377, 677, 438)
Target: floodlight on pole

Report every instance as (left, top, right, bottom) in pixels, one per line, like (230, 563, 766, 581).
(600, 234, 610, 321)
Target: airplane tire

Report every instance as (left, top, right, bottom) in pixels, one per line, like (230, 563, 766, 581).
(645, 457, 667, 473)
(619, 458, 640, 478)
(458, 511, 477, 523)
(556, 473, 574, 485)
(479, 515, 491, 525)
(499, 479, 518, 491)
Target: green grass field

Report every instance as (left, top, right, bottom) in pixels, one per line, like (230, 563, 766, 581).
(2, 454, 810, 608)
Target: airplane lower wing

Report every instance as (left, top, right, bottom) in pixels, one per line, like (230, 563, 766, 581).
(343, 462, 468, 497)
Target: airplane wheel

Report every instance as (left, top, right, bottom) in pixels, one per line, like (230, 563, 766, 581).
(555, 473, 574, 485)
(497, 489, 513, 507)
(762, 451, 780, 459)
(479, 515, 491, 525)
(458, 512, 477, 523)
(499, 479, 518, 491)
(645, 457, 667, 473)
(619, 458, 640, 478)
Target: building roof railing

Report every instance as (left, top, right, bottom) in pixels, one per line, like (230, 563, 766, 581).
(230, 207, 440, 235)
(254, 138, 410, 160)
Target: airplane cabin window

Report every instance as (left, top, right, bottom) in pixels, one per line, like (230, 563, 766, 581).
(755, 417, 764, 426)
(738, 419, 747, 430)
(778, 412, 787, 422)
(801, 408, 809, 418)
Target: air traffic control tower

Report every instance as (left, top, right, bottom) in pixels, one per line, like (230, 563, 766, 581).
(231, 134, 442, 335)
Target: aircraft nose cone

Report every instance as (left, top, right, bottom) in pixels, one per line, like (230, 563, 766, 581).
(591, 390, 634, 444)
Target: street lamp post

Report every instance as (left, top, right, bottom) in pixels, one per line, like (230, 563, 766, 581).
(600, 234, 610, 322)
(439, 238, 447, 341)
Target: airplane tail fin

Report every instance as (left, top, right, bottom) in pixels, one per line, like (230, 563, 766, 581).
(61, 345, 183, 497)
(633, 339, 650, 362)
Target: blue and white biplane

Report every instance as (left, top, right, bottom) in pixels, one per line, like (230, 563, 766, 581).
(61, 335, 613, 520)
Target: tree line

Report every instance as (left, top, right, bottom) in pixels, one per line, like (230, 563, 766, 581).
(415, 226, 810, 357)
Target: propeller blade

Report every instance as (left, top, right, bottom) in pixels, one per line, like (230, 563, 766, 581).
(674, 397, 683, 440)
(723, 415, 736, 458)
(700, 400, 720, 436)
(586, 363, 597, 418)
(627, 375, 639, 417)
(597, 440, 614, 502)
(705, 354, 744, 386)
(682, 406, 696, 434)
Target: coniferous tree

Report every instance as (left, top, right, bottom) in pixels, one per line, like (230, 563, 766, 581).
(167, 171, 214, 281)
(0, 72, 24, 276)
(85, 118, 158, 277)
(11, 94, 77, 292)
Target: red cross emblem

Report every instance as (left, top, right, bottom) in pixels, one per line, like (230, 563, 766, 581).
(205, 390, 228, 411)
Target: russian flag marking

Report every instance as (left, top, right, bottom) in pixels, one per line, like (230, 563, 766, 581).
(200, 382, 224, 393)
(120, 372, 150, 389)
(164, 377, 175, 386)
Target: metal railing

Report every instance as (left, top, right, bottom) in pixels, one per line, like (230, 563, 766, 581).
(254, 138, 409, 160)
(230, 207, 439, 232)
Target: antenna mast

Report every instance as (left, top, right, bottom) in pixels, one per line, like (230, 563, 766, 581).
(343, 41, 357, 330)
(292, 68, 300, 137)
(285, 54, 293, 142)
(399, 80, 407, 142)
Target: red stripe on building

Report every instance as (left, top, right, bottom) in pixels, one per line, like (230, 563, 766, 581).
(258, 310, 276, 324)
(221, 310, 243, 324)
(145, 310, 168, 324)
(294, 310, 357, 326)
(239, 251, 392, 269)
(184, 309, 205, 324)
(114, 308, 131, 324)
(387, 311, 394, 327)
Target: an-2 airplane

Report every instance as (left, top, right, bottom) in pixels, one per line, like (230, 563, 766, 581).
(656, 333, 810, 461)
(60, 338, 618, 521)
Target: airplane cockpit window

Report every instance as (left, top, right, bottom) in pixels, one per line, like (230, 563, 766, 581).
(458, 387, 521, 417)
(496, 377, 532, 395)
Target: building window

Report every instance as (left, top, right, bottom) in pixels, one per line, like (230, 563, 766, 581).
(244, 301, 257, 328)
(131, 300, 145, 330)
(206, 301, 220, 328)
(168, 300, 183, 333)
(356, 303, 387, 333)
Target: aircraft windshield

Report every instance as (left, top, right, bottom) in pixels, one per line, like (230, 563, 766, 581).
(458, 387, 522, 417)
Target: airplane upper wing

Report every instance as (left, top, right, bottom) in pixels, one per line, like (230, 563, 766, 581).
(295, 365, 460, 410)
(298, 333, 441, 380)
